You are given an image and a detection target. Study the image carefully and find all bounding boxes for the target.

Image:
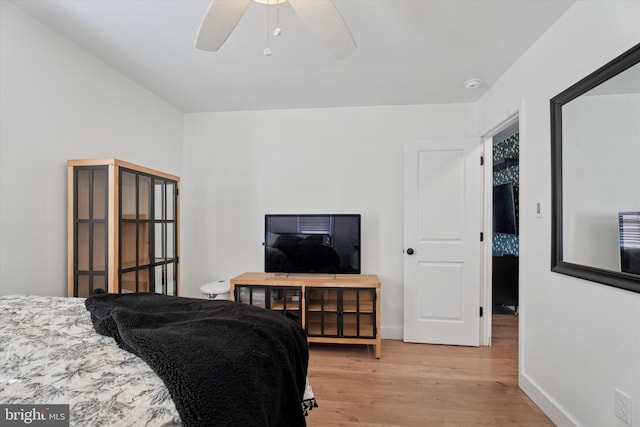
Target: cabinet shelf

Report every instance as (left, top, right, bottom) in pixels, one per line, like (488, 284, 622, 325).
(345, 301, 374, 312)
(306, 300, 374, 312)
(271, 301, 301, 311)
(306, 299, 338, 311)
(306, 320, 338, 336)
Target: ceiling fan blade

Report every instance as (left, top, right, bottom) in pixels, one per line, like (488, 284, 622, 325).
(288, 0, 356, 59)
(196, 0, 251, 52)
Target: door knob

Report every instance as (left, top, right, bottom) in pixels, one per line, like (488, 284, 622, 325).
(406, 248, 414, 255)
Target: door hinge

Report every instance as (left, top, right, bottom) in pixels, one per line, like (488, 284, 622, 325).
(480, 155, 484, 166)
(480, 306, 484, 317)
(480, 232, 484, 242)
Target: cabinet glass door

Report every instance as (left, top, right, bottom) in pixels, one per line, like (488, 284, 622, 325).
(234, 285, 302, 325)
(73, 166, 108, 297)
(119, 169, 178, 295)
(305, 288, 339, 337)
(235, 285, 267, 308)
(153, 179, 177, 295)
(342, 289, 376, 338)
(268, 286, 302, 325)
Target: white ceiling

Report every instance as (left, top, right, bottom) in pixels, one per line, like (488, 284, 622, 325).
(11, 0, 576, 113)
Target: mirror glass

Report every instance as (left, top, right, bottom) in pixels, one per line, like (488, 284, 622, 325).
(551, 43, 640, 292)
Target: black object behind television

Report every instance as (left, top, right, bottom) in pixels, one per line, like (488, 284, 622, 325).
(265, 214, 361, 274)
(493, 182, 517, 234)
(619, 211, 640, 275)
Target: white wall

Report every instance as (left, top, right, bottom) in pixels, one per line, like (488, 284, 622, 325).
(478, 1, 640, 426)
(181, 104, 478, 338)
(0, 2, 184, 297)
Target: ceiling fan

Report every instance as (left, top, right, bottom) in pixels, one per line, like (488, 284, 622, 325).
(195, 0, 357, 59)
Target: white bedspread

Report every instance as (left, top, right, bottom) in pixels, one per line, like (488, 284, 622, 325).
(0, 295, 182, 426)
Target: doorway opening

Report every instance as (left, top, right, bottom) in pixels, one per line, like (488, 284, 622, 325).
(481, 114, 519, 347)
(491, 122, 519, 316)
(489, 121, 519, 350)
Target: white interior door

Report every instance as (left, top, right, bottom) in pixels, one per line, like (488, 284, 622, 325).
(403, 138, 482, 346)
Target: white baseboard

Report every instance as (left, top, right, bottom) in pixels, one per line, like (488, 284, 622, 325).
(519, 371, 579, 427)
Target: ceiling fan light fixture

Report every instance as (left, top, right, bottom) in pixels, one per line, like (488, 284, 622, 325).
(464, 78, 482, 89)
(196, 0, 356, 58)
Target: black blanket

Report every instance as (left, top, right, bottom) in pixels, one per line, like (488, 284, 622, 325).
(85, 293, 309, 427)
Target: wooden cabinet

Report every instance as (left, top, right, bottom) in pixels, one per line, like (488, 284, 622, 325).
(67, 159, 179, 297)
(230, 273, 381, 358)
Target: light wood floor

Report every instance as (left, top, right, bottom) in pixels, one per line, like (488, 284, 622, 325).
(305, 313, 553, 427)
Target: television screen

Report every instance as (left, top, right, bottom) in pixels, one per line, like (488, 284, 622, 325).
(493, 182, 517, 234)
(265, 214, 361, 274)
(619, 211, 640, 275)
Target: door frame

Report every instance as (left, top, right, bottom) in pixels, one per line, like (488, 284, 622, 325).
(480, 111, 520, 346)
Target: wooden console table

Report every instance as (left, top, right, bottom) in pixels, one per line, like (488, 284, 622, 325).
(230, 272, 381, 358)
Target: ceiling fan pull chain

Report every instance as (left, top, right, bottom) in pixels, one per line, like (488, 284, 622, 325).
(264, 0, 273, 56)
(274, 2, 282, 37)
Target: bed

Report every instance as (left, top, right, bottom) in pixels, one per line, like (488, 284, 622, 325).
(0, 293, 317, 426)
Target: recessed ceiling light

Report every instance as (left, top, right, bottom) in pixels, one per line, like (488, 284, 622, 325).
(253, 0, 288, 4)
(464, 78, 482, 89)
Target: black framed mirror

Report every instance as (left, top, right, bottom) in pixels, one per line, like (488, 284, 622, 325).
(551, 42, 640, 293)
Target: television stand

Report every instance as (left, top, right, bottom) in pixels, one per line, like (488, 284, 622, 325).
(230, 272, 381, 358)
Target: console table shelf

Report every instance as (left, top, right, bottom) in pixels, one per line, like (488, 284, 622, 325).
(230, 272, 381, 358)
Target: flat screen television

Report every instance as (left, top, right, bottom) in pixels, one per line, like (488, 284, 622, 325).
(265, 214, 361, 274)
(619, 211, 640, 275)
(493, 182, 517, 234)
